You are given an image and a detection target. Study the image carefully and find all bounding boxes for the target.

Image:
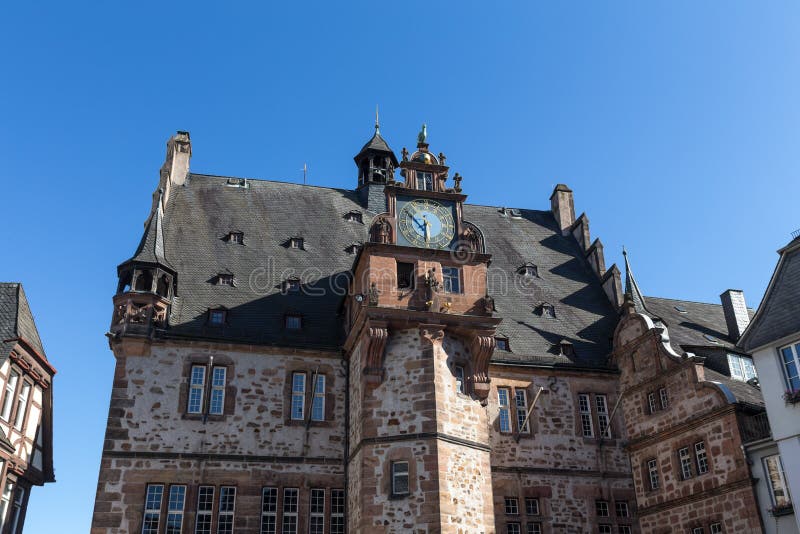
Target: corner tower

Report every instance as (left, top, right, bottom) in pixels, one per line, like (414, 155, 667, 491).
(344, 125, 499, 533)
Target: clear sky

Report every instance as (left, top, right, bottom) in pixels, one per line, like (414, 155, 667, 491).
(1, 1, 799, 531)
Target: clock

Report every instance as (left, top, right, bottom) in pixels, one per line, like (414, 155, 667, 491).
(397, 198, 455, 249)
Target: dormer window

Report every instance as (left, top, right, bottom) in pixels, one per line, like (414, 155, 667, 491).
(283, 277, 301, 293)
(537, 303, 556, 318)
(209, 308, 227, 326)
(226, 232, 244, 244)
(344, 211, 363, 224)
(496, 337, 510, 351)
(416, 172, 433, 191)
(285, 314, 302, 330)
(674, 305, 688, 314)
(217, 273, 235, 286)
(558, 340, 574, 357)
(345, 243, 361, 255)
(288, 237, 305, 250)
(507, 208, 522, 219)
(226, 177, 248, 188)
(517, 263, 539, 278)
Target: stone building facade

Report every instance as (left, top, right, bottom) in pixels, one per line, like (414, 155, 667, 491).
(0, 283, 56, 533)
(93, 126, 773, 534)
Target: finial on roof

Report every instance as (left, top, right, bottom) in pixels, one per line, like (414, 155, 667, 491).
(417, 123, 427, 144)
(375, 105, 380, 134)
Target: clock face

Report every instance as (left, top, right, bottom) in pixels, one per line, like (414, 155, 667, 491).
(398, 198, 455, 249)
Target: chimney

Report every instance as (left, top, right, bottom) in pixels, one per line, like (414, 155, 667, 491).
(720, 289, 750, 341)
(152, 131, 192, 214)
(550, 184, 575, 236)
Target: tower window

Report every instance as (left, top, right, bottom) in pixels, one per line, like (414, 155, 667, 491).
(559, 340, 574, 356)
(397, 262, 415, 289)
(285, 314, 302, 330)
(416, 172, 434, 191)
(442, 267, 462, 294)
(454, 365, 465, 394)
(391, 461, 410, 496)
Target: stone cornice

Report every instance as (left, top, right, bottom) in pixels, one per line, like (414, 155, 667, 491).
(636, 476, 754, 517)
(626, 404, 737, 451)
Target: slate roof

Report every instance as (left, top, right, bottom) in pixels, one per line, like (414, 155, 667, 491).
(739, 238, 800, 352)
(703, 368, 765, 409)
(0, 283, 46, 358)
(121, 192, 174, 271)
(354, 132, 399, 166)
(644, 296, 745, 351)
(148, 173, 619, 366)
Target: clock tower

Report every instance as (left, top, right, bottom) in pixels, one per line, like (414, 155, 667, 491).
(345, 125, 499, 533)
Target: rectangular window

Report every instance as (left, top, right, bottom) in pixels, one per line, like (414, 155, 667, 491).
(454, 365, 465, 394)
(285, 315, 302, 330)
(648, 458, 659, 489)
(217, 486, 236, 534)
(442, 266, 462, 294)
(596, 394, 610, 437)
(515, 390, 530, 433)
(578, 394, 594, 437)
(525, 497, 539, 515)
(195, 486, 214, 534)
(0, 371, 18, 421)
(615, 501, 629, 517)
(526, 524, 542, 534)
(599, 525, 612, 534)
(188, 366, 206, 414)
(142, 484, 164, 534)
(679, 447, 693, 480)
(397, 262, 415, 289)
(331, 489, 345, 534)
(209, 309, 226, 325)
(695, 441, 709, 474)
(165, 485, 186, 534)
(710, 524, 722, 534)
(416, 172, 433, 191)
(692, 528, 705, 534)
(619, 527, 632, 534)
(596, 500, 609, 517)
(498, 388, 512, 433)
(780, 343, 800, 390)
(728, 353, 757, 381)
(496, 338, 510, 351)
(659, 387, 669, 409)
(311, 375, 325, 421)
(505, 497, 519, 515)
(282, 488, 298, 534)
(309, 488, 325, 534)
(392, 461, 410, 496)
(209, 367, 226, 415)
(291, 372, 306, 420)
(0, 480, 11, 531)
(764, 454, 792, 507)
(647, 391, 658, 414)
(260, 487, 277, 534)
(506, 524, 521, 534)
(13, 381, 30, 430)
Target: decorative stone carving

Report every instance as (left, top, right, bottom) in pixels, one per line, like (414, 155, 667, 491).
(423, 268, 441, 311)
(420, 324, 445, 348)
(481, 293, 495, 315)
(453, 172, 463, 193)
(401, 147, 409, 162)
(469, 332, 496, 400)
(373, 217, 391, 244)
(363, 321, 388, 384)
(463, 225, 481, 253)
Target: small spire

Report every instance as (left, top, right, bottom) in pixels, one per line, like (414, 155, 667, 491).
(375, 105, 380, 134)
(622, 247, 648, 315)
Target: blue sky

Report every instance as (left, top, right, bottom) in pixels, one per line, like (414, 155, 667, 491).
(1, 1, 799, 531)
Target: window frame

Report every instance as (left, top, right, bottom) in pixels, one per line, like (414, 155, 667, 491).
(217, 486, 236, 534)
(165, 485, 186, 534)
(209, 367, 226, 416)
(142, 484, 164, 534)
(578, 393, 594, 438)
(291, 372, 306, 421)
(695, 441, 709, 475)
(282, 488, 299, 534)
(454, 365, 466, 394)
(498, 388, 512, 433)
(195, 485, 214, 534)
(710, 523, 722, 534)
(391, 461, 410, 497)
(416, 171, 434, 191)
(260, 486, 277, 534)
(505, 496, 519, 515)
(647, 458, 659, 490)
(524, 497, 540, 516)
(285, 314, 302, 330)
(779, 342, 800, 391)
(515, 389, 530, 434)
(496, 337, 510, 351)
(208, 308, 226, 326)
(311, 374, 325, 422)
(596, 394, 610, 438)
(763, 454, 792, 507)
(397, 262, 415, 290)
(442, 266, 462, 294)
(331, 489, 345, 534)
(0, 371, 19, 422)
(615, 501, 629, 518)
(679, 446, 693, 480)
(647, 391, 658, 414)
(188, 365, 206, 414)
(526, 523, 542, 534)
(309, 488, 325, 534)
(12, 379, 29, 431)
(0, 479, 12, 533)
(659, 387, 669, 410)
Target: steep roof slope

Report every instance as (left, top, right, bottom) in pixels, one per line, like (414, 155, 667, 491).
(739, 237, 800, 352)
(0, 283, 45, 357)
(154, 174, 619, 365)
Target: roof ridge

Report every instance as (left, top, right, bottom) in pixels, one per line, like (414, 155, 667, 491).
(644, 295, 724, 307)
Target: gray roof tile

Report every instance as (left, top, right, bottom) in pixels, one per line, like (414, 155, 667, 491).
(0, 283, 46, 357)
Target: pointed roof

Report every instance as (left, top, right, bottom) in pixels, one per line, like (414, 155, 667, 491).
(120, 191, 175, 272)
(622, 248, 648, 314)
(0, 283, 46, 358)
(354, 131, 399, 166)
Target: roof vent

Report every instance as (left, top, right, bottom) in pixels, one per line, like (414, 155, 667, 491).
(674, 305, 688, 314)
(226, 177, 248, 188)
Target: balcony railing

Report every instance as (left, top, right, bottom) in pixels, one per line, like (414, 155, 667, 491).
(739, 411, 772, 443)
